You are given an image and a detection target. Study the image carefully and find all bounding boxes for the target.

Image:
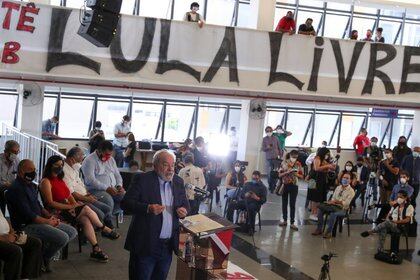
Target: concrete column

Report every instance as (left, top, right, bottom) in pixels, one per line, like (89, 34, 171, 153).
(412, 110, 420, 147)
(249, 0, 277, 31)
(17, 83, 44, 138)
(237, 100, 265, 178)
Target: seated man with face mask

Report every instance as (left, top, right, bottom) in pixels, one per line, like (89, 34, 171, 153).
(361, 190, 414, 255)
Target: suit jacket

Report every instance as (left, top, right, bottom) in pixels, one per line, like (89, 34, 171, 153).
(358, 166, 369, 184)
(121, 171, 190, 256)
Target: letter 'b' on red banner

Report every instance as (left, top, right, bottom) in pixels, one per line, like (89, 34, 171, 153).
(2, 41, 21, 64)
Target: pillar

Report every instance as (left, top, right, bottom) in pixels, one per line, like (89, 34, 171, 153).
(17, 83, 44, 138)
(249, 0, 277, 31)
(412, 110, 420, 147)
(237, 100, 265, 178)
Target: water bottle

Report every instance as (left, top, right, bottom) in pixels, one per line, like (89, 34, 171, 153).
(184, 233, 194, 266)
(118, 211, 124, 224)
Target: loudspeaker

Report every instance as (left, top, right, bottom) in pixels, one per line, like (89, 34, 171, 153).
(86, 0, 122, 14)
(77, 9, 120, 47)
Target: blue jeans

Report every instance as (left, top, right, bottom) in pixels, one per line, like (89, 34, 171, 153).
(316, 208, 346, 233)
(90, 189, 125, 214)
(128, 240, 172, 280)
(113, 145, 125, 168)
(24, 223, 77, 260)
(88, 200, 114, 228)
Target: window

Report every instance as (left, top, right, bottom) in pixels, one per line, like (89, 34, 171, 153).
(164, 103, 195, 142)
(65, 0, 86, 9)
(58, 97, 93, 138)
(296, 10, 322, 34)
(131, 102, 163, 141)
(197, 105, 227, 140)
(173, 0, 205, 21)
(351, 16, 375, 38)
(0, 93, 17, 127)
(121, 0, 136, 15)
(227, 108, 241, 133)
(264, 110, 285, 135)
(324, 14, 349, 38)
(339, 114, 365, 148)
(42, 96, 57, 121)
(402, 22, 420, 46)
(368, 117, 390, 146)
(299, 0, 323, 8)
(285, 111, 312, 146)
(354, 5, 377, 15)
(96, 99, 130, 139)
(391, 118, 413, 148)
(378, 20, 402, 44)
(327, 3, 351, 11)
(50, 0, 61, 6)
(139, 0, 172, 19)
(206, 0, 236, 26)
(236, 1, 253, 28)
(313, 113, 339, 148)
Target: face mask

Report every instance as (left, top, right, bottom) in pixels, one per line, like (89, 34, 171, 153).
(371, 142, 377, 147)
(341, 178, 349, 186)
(400, 178, 407, 184)
(95, 126, 101, 130)
(234, 166, 241, 173)
(24, 171, 36, 182)
(397, 198, 405, 205)
(192, 7, 199, 12)
(345, 166, 352, 172)
(277, 129, 284, 134)
(101, 154, 111, 162)
(398, 141, 406, 146)
(8, 153, 17, 161)
(290, 158, 297, 163)
(73, 163, 82, 172)
(266, 132, 273, 137)
(385, 153, 392, 159)
(413, 152, 419, 158)
(52, 166, 63, 175)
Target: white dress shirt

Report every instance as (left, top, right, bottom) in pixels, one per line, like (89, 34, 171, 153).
(63, 162, 88, 195)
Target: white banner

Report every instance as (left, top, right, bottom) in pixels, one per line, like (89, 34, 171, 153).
(0, 1, 419, 106)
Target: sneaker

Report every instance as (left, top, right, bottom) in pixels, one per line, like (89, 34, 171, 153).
(309, 214, 318, 221)
(360, 231, 370, 238)
(290, 224, 298, 231)
(311, 229, 323, 236)
(278, 221, 287, 227)
(323, 232, 332, 239)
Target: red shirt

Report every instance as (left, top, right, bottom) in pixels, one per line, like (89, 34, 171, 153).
(49, 177, 71, 202)
(353, 135, 370, 155)
(275, 16, 296, 32)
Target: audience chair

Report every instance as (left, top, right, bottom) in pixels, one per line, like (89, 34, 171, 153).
(322, 209, 350, 237)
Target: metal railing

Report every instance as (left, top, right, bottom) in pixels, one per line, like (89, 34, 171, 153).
(0, 123, 65, 183)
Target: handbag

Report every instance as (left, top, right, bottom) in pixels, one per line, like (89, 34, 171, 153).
(318, 202, 342, 213)
(275, 183, 285, 196)
(307, 178, 317, 190)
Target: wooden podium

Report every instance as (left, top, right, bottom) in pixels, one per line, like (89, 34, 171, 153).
(176, 213, 237, 280)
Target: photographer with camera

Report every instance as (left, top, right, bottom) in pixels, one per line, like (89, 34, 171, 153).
(262, 126, 281, 193)
(363, 137, 383, 201)
(178, 153, 206, 215)
(378, 149, 400, 204)
(226, 171, 267, 235)
(225, 160, 248, 199)
(278, 150, 303, 231)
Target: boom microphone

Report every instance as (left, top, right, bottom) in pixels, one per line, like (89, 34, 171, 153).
(185, 183, 210, 196)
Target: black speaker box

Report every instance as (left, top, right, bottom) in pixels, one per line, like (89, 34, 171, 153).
(86, 0, 123, 14)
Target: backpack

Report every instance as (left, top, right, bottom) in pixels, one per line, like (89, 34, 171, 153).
(374, 251, 403, 265)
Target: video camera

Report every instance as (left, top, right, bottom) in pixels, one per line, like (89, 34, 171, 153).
(237, 161, 248, 173)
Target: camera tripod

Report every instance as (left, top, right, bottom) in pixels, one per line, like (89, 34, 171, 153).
(362, 176, 378, 224)
(318, 253, 337, 280)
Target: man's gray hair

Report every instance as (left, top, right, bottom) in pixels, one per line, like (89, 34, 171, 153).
(152, 149, 175, 166)
(5, 140, 19, 152)
(67, 146, 83, 158)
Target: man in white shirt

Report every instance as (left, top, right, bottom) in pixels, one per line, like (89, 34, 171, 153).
(312, 173, 355, 238)
(0, 140, 20, 215)
(178, 153, 206, 215)
(113, 115, 131, 167)
(63, 147, 115, 229)
(82, 141, 126, 214)
(361, 190, 413, 254)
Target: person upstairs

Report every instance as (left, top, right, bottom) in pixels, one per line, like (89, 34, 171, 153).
(312, 172, 355, 239)
(298, 18, 316, 36)
(82, 140, 126, 215)
(178, 153, 206, 215)
(401, 146, 420, 208)
(275, 10, 296, 34)
(362, 29, 374, 41)
(375, 27, 385, 43)
(63, 147, 115, 230)
(113, 115, 131, 167)
(6, 159, 77, 272)
(184, 2, 204, 28)
(0, 140, 20, 215)
(226, 171, 267, 235)
(353, 128, 370, 157)
(42, 116, 60, 140)
(392, 136, 412, 167)
(350, 30, 358, 40)
(361, 190, 413, 256)
(262, 126, 280, 193)
(89, 121, 105, 153)
(378, 148, 400, 204)
(192, 136, 209, 169)
(273, 125, 292, 160)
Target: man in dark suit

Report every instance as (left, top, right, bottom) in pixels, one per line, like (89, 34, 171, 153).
(121, 149, 190, 280)
(352, 157, 370, 208)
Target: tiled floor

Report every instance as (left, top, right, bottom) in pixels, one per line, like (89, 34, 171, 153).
(39, 182, 420, 280)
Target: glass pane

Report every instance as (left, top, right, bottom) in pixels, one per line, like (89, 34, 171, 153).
(381, 8, 404, 18)
(286, 112, 312, 146)
(402, 22, 420, 47)
(264, 110, 284, 136)
(327, 3, 351, 11)
(324, 14, 349, 38)
(121, 0, 136, 15)
(313, 114, 339, 148)
(50, 0, 61, 6)
(354, 5, 377, 15)
(65, 0, 86, 9)
(368, 117, 390, 147)
(132, 102, 163, 141)
(406, 10, 420, 20)
(339, 115, 364, 149)
(378, 20, 401, 44)
(197, 106, 227, 140)
(173, 0, 205, 21)
(299, 0, 323, 8)
(42, 96, 57, 121)
(351, 17, 375, 39)
(391, 119, 413, 148)
(164, 104, 195, 142)
(96, 100, 129, 139)
(0, 94, 17, 127)
(227, 108, 241, 133)
(237, 2, 253, 28)
(206, 0, 236, 26)
(139, 0, 172, 19)
(59, 98, 93, 138)
(296, 10, 322, 34)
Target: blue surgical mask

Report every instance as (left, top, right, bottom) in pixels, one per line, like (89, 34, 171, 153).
(252, 179, 258, 184)
(341, 178, 349, 186)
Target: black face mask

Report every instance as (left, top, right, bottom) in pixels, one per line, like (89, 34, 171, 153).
(398, 141, 406, 146)
(24, 171, 36, 182)
(357, 163, 363, 167)
(52, 166, 63, 175)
